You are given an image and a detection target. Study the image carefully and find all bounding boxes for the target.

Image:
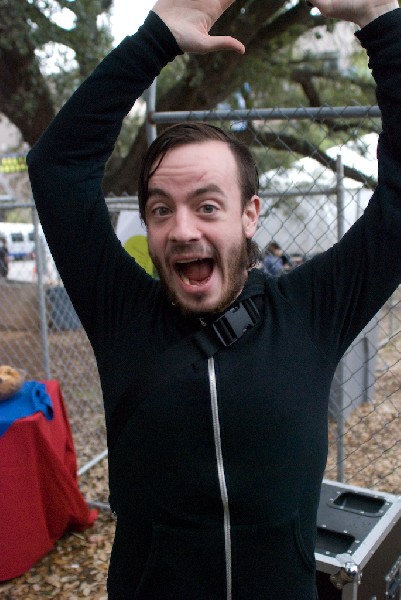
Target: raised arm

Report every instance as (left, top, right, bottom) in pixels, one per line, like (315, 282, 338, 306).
(280, 4, 401, 364)
(27, 0, 245, 347)
(310, 0, 399, 28)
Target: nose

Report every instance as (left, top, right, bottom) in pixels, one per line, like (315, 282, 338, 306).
(168, 208, 201, 243)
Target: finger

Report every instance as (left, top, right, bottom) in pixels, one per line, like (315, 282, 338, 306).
(201, 35, 246, 55)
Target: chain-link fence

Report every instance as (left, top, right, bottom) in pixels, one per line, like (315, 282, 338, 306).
(0, 203, 104, 473)
(1, 105, 400, 504)
(146, 103, 401, 498)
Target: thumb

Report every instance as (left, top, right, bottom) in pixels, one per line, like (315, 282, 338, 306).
(193, 35, 246, 55)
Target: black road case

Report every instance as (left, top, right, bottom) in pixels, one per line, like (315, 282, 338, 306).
(315, 480, 401, 599)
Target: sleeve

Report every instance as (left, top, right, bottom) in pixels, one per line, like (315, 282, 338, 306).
(27, 12, 181, 349)
(277, 8, 401, 366)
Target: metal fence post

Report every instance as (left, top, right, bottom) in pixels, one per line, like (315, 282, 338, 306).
(146, 79, 158, 145)
(32, 206, 51, 380)
(336, 154, 345, 482)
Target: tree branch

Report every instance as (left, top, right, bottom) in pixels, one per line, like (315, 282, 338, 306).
(0, 3, 55, 144)
(236, 126, 377, 189)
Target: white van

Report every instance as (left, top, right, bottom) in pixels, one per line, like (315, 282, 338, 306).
(0, 222, 35, 260)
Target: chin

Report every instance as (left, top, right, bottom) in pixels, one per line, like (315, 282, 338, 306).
(175, 293, 219, 317)
(176, 287, 242, 317)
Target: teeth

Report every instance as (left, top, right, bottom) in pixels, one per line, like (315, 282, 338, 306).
(176, 258, 203, 264)
(180, 272, 191, 285)
(178, 271, 205, 287)
(179, 272, 200, 286)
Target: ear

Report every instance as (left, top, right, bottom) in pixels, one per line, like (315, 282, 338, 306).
(242, 195, 260, 238)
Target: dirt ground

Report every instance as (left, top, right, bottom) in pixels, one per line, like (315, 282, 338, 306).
(1, 305, 401, 598)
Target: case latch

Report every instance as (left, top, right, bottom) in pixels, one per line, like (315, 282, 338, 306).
(330, 553, 361, 590)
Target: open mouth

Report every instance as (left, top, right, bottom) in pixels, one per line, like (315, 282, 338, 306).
(174, 258, 215, 287)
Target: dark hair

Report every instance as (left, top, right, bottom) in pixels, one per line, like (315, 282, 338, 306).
(267, 241, 282, 253)
(138, 122, 259, 221)
(138, 123, 261, 268)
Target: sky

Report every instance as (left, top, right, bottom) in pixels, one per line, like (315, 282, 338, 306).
(110, 0, 155, 44)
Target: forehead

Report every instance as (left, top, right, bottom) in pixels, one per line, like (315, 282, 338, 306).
(149, 140, 239, 187)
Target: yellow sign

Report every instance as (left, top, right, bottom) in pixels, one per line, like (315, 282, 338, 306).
(0, 156, 28, 174)
(124, 235, 156, 277)
(116, 210, 157, 278)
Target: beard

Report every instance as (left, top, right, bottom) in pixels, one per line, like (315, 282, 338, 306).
(150, 234, 250, 317)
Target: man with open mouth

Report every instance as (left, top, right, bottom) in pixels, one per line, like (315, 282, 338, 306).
(28, 0, 401, 598)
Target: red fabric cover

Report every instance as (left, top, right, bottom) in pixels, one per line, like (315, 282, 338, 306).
(0, 380, 98, 581)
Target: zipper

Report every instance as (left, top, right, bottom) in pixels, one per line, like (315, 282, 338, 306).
(208, 357, 232, 600)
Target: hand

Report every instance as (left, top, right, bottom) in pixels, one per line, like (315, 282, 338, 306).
(152, 0, 245, 54)
(310, 0, 399, 28)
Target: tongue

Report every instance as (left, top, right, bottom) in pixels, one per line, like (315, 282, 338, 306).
(181, 259, 213, 284)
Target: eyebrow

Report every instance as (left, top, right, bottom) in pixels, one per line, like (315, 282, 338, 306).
(147, 187, 170, 200)
(189, 184, 226, 199)
(147, 184, 226, 201)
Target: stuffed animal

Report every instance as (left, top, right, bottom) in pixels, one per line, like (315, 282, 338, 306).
(0, 365, 24, 401)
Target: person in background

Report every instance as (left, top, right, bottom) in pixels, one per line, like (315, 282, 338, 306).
(263, 240, 292, 277)
(0, 237, 9, 279)
(290, 252, 305, 267)
(27, 0, 401, 598)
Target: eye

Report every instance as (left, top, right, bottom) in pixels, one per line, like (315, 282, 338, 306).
(152, 205, 171, 217)
(199, 204, 218, 215)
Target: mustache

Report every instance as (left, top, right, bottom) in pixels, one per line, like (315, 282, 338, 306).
(166, 243, 215, 260)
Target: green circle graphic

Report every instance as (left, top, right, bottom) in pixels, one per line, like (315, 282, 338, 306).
(124, 235, 156, 277)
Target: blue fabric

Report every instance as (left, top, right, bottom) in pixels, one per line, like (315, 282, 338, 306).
(0, 381, 53, 437)
(263, 254, 284, 277)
